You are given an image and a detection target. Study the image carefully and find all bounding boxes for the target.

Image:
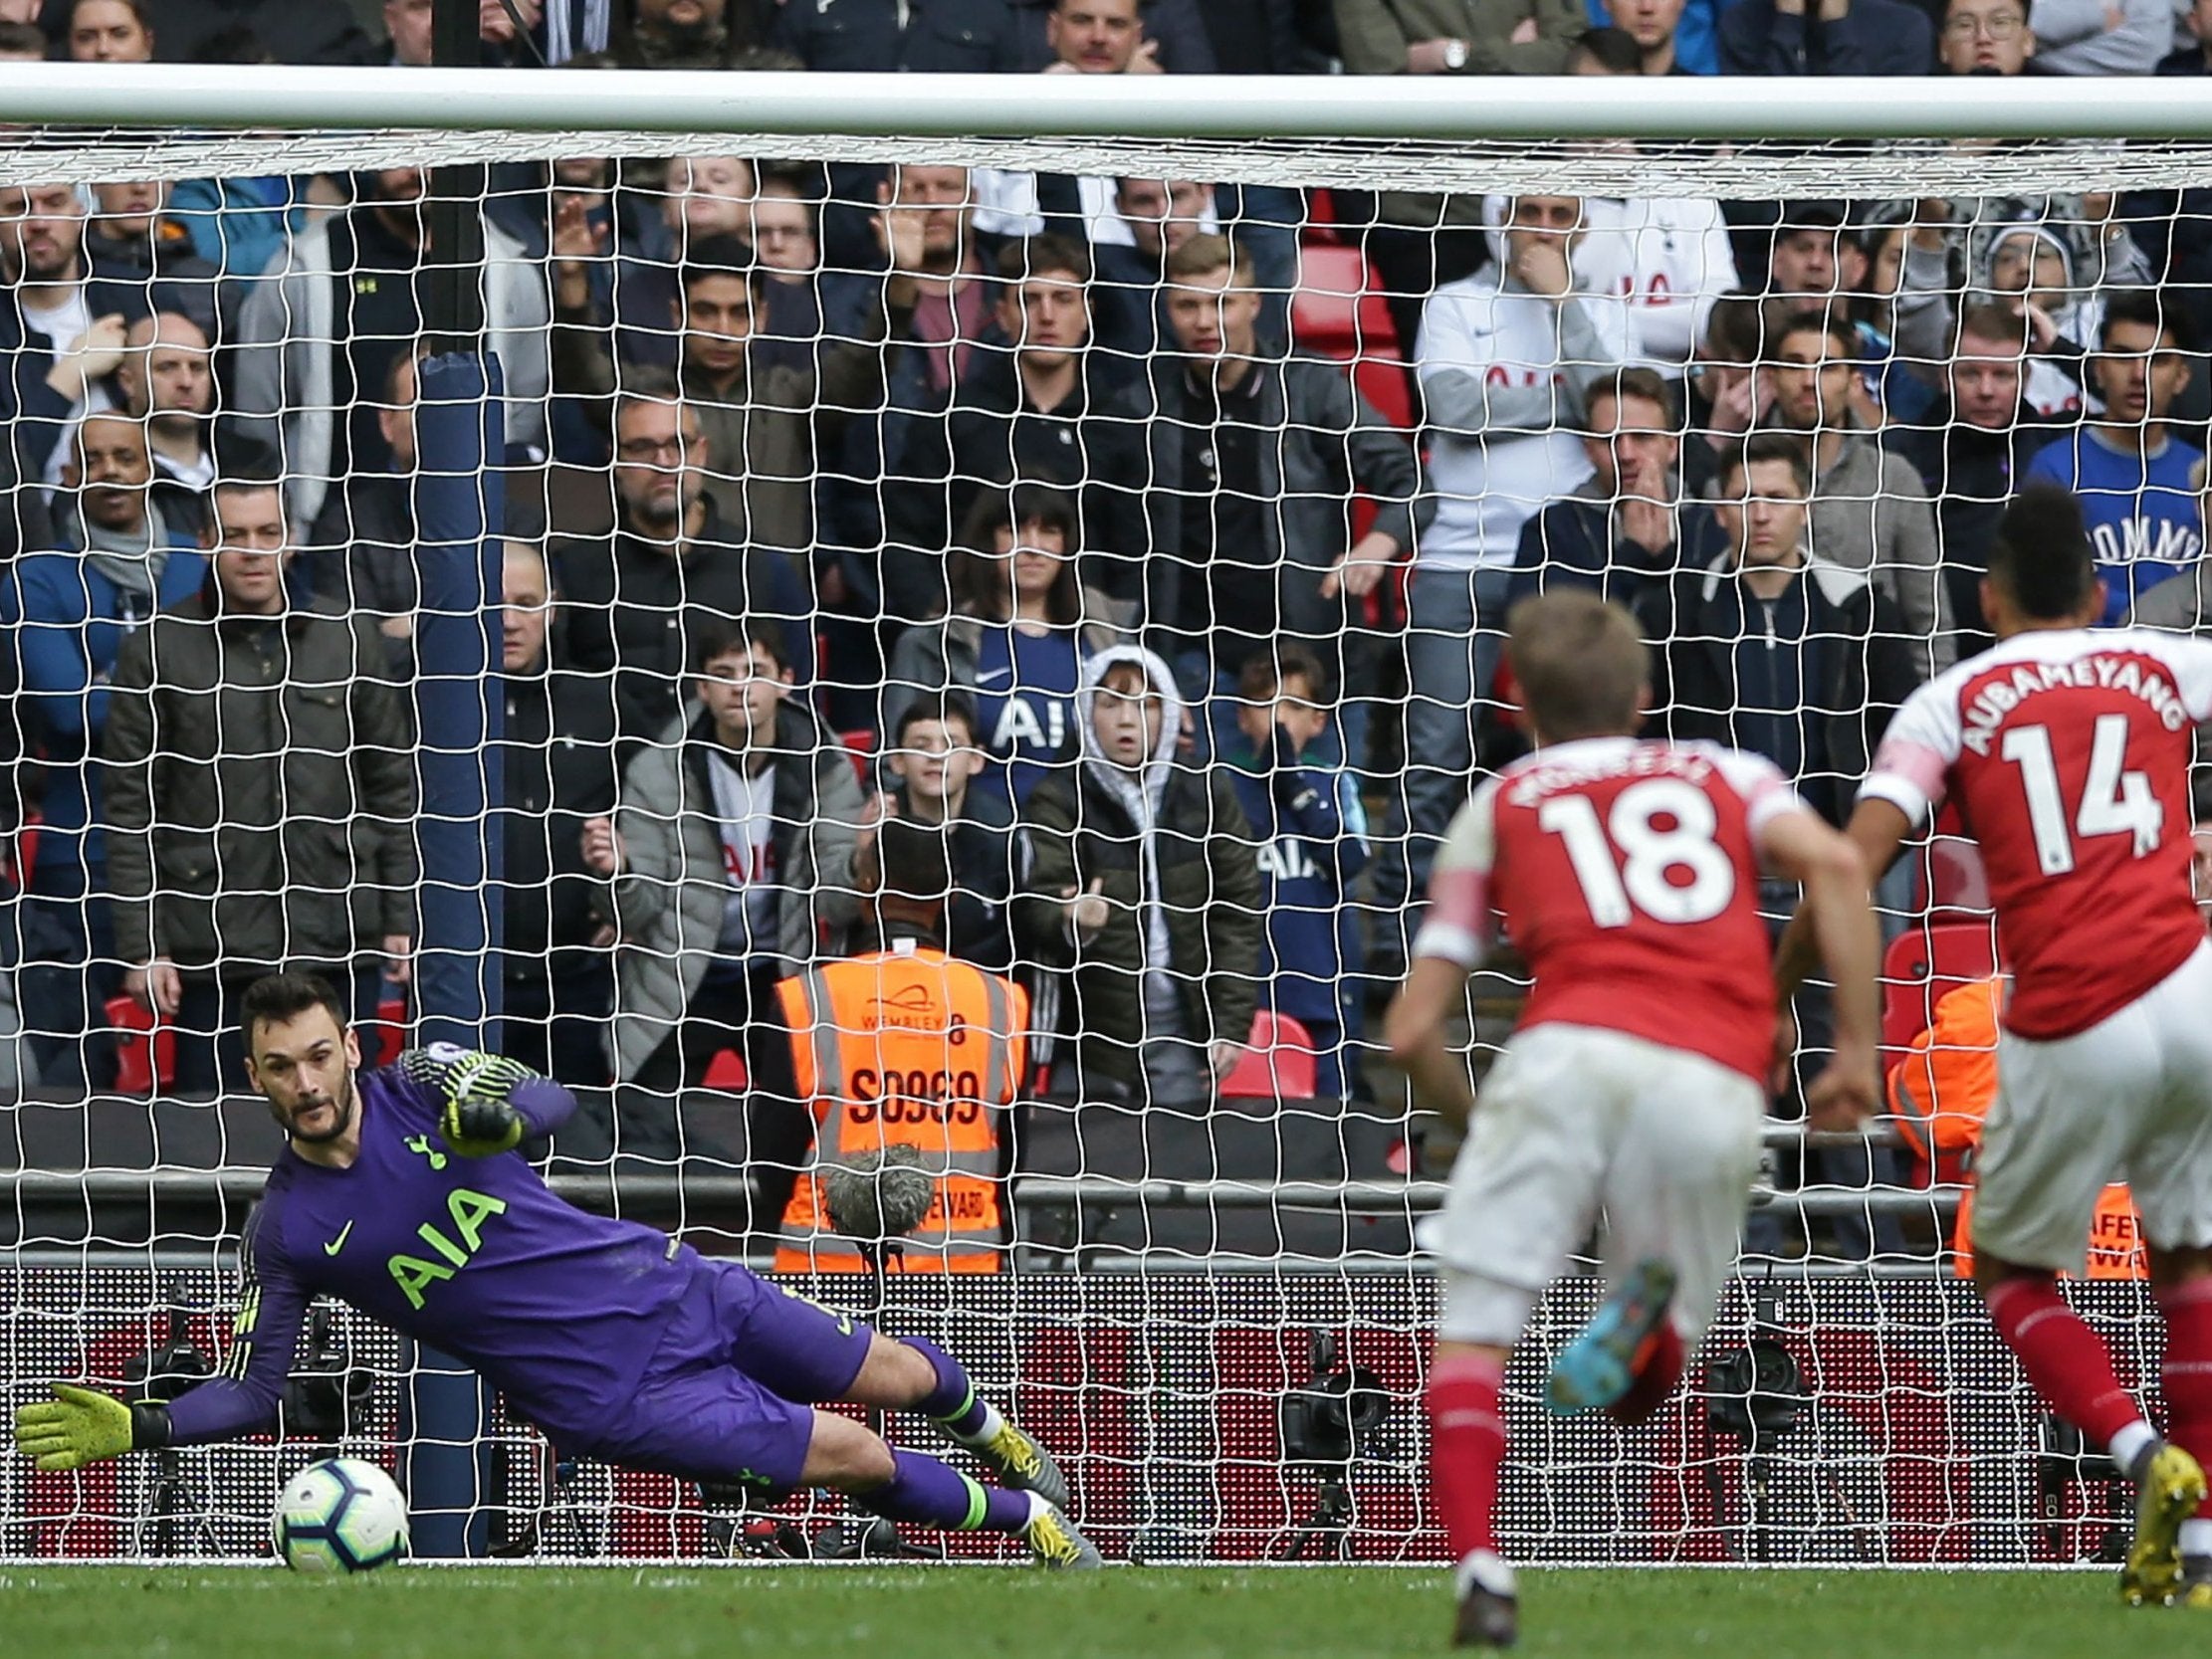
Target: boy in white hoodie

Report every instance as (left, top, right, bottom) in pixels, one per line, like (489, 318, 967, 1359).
(1013, 645, 1262, 1108)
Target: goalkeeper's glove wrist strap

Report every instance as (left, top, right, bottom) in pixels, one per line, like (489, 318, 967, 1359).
(129, 1401, 173, 1451)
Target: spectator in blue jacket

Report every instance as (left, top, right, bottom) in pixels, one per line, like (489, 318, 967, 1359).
(1508, 366, 1728, 611)
(2024, 288, 2204, 624)
(1718, 0, 1934, 74)
(1226, 645, 1370, 1103)
(4, 413, 204, 1092)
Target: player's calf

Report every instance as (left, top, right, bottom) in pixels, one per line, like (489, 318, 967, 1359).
(898, 1335, 1071, 1510)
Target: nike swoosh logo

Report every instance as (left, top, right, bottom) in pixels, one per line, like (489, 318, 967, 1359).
(324, 1221, 354, 1257)
(976, 666, 1014, 684)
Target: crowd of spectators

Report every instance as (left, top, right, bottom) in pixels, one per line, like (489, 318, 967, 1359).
(1, 0, 2209, 1249)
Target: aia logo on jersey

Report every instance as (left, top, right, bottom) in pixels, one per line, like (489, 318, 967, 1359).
(1256, 836, 1322, 883)
(1612, 272, 1674, 309)
(723, 837, 777, 884)
(1484, 365, 1566, 389)
(992, 694, 1067, 755)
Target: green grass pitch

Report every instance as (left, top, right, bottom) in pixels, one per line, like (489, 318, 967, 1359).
(6, 1566, 2212, 1659)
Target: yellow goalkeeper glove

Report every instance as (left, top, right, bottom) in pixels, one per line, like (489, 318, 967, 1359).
(437, 1051, 534, 1156)
(13, 1383, 146, 1472)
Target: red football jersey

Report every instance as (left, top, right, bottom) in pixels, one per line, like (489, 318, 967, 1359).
(1863, 628, 2212, 1041)
(1415, 736, 1810, 1083)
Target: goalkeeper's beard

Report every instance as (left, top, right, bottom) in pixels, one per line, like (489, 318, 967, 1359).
(275, 1067, 358, 1146)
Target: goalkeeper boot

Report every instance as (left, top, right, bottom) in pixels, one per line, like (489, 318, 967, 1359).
(2181, 1556, 2212, 1610)
(1545, 1258, 1678, 1418)
(1021, 1497, 1103, 1570)
(2120, 1441, 2206, 1606)
(1451, 1550, 1518, 1649)
(969, 1419, 1071, 1511)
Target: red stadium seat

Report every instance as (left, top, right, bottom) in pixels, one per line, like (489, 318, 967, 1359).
(1880, 923, 2000, 1061)
(703, 1049, 750, 1091)
(105, 994, 173, 1097)
(1351, 352, 1415, 430)
(1221, 1010, 1319, 1101)
(839, 728, 874, 785)
(1291, 245, 1401, 363)
(360, 994, 409, 1069)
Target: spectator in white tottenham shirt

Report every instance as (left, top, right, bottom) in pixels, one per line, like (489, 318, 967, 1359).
(1545, 43, 1741, 376)
(1369, 194, 1632, 967)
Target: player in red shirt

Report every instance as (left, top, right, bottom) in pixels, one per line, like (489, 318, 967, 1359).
(1786, 485, 2212, 1607)
(1387, 590, 1880, 1648)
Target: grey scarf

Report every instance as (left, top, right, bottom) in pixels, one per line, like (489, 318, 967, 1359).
(74, 498, 170, 601)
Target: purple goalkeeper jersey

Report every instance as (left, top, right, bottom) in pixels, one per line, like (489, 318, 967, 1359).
(165, 1049, 699, 1447)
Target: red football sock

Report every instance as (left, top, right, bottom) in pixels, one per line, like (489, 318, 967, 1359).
(1985, 1274, 2144, 1451)
(1426, 1350, 1507, 1560)
(1609, 1322, 1685, 1427)
(2156, 1277, 2212, 1519)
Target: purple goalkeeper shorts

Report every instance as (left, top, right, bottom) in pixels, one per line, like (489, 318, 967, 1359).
(579, 1260, 875, 1492)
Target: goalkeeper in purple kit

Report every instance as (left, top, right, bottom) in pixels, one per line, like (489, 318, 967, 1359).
(10, 972, 1098, 1566)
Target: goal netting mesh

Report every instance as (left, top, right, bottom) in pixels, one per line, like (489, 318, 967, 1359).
(0, 79, 2195, 1565)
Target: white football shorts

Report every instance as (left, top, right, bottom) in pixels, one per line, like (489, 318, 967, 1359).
(1972, 941, 2212, 1276)
(1423, 1022, 1765, 1348)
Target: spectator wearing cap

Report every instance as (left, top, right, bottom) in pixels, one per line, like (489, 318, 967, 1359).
(1717, 0, 1934, 72)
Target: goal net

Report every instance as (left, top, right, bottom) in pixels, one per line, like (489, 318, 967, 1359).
(0, 66, 2193, 1566)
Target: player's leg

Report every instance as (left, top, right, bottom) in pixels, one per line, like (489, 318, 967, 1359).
(799, 1405, 1100, 1568)
(1556, 1044, 1765, 1424)
(2146, 1246, 2212, 1607)
(713, 1268, 1072, 1510)
(1975, 1007, 2196, 1603)
(2121, 949, 2212, 1604)
(1423, 1027, 1612, 1647)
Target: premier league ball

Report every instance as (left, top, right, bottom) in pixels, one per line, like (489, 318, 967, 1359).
(271, 1457, 409, 1575)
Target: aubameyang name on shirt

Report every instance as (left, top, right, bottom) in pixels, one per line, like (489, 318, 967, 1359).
(1506, 745, 1711, 807)
(1960, 654, 2189, 756)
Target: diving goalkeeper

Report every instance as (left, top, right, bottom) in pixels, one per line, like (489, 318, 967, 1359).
(10, 971, 1098, 1566)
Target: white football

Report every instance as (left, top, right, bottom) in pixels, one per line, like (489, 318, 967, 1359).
(271, 1457, 410, 1575)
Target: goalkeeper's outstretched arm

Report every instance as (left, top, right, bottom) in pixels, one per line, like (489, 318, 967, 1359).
(12, 1201, 306, 1470)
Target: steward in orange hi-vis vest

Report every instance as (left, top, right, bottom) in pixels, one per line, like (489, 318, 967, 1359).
(774, 940, 1026, 1273)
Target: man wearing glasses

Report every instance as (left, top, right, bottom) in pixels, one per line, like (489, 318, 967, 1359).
(553, 383, 811, 744)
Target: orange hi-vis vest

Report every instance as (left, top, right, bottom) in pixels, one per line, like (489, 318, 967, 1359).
(774, 939, 1028, 1275)
(1885, 974, 2146, 1282)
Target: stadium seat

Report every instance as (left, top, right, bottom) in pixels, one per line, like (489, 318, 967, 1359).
(839, 728, 874, 785)
(703, 1049, 750, 1091)
(1301, 187, 1344, 246)
(1351, 353, 1415, 430)
(1291, 244, 1400, 363)
(105, 993, 173, 1097)
(1220, 1010, 1319, 1101)
(1880, 923, 2000, 1060)
(361, 995, 408, 1069)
